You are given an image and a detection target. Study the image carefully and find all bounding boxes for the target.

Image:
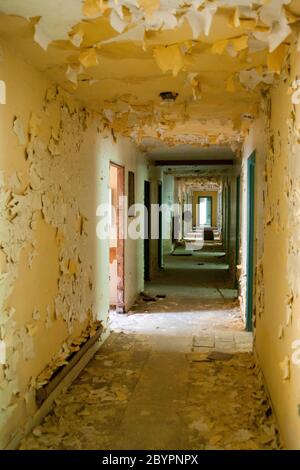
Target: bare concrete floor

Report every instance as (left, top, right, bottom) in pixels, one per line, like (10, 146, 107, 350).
(19, 246, 281, 450)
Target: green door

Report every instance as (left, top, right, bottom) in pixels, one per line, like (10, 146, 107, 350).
(235, 175, 241, 288)
(246, 153, 255, 332)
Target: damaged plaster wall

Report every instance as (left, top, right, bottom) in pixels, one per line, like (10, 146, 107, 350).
(0, 40, 143, 448)
(240, 111, 268, 323)
(241, 38, 300, 448)
(0, 40, 101, 447)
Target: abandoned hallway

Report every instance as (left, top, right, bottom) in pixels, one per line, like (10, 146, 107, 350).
(19, 247, 277, 450)
(1, 0, 300, 452)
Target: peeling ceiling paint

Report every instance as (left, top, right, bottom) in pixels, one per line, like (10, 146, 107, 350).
(0, 0, 299, 149)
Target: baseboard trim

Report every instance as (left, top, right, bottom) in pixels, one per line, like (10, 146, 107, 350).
(253, 347, 284, 449)
(4, 328, 110, 450)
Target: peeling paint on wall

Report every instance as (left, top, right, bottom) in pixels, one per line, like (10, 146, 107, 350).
(240, 34, 300, 448)
(0, 42, 146, 447)
(0, 0, 300, 451)
(0, 84, 103, 447)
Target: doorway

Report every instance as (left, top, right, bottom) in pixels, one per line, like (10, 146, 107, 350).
(109, 162, 125, 313)
(158, 182, 163, 269)
(144, 181, 151, 281)
(222, 187, 226, 248)
(198, 196, 212, 227)
(246, 153, 255, 331)
(226, 183, 231, 256)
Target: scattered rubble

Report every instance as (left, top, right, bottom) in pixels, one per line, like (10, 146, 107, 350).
(19, 332, 281, 450)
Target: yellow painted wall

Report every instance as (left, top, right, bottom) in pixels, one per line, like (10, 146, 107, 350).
(0, 40, 147, 448)
(192, 191, 218, 227)
(241, 42, 300, 449)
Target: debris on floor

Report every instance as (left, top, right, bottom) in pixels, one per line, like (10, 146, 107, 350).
(206, 351, 233, 361)
(19, 246, 281, 450)
(140, 292, 157, 302)
(192, 331, 253, 353)
(19, 332, 282, 450)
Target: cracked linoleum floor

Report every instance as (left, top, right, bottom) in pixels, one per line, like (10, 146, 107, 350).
(20, 246, 281, 450)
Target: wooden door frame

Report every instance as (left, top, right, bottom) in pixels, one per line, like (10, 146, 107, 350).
(110, 162, 125, 313)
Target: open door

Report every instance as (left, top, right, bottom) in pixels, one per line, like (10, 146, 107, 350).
(246, 153, 255, 331)
(109, 162, 125, 313)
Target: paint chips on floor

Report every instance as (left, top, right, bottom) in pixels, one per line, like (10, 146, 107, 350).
(19, 332, 281, 450)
